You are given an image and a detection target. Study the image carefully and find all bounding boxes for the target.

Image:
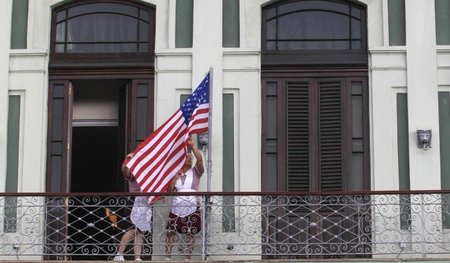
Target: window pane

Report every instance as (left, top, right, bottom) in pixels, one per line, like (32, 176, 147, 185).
(11, 0, 28, 49)
(278, 12, 349, 40)
(5, 95, 21, 233)
(68, 3, 138, 18)
(397, 93, 410, 190)
(388, 0, 406, 46)
(278, 1, 349, 16)
(176, 0, 193, 48)
(439, 92, 450, 187)
(436, 0, 450, 45)
(223, 94, 235, 232)
(56, 23, 66, 42)
(223, 0, 240, 47)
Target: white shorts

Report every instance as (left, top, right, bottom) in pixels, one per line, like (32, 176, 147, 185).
(130, 196, 152, 232)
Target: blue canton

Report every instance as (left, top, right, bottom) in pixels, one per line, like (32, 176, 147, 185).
(180, 73, 210, 124)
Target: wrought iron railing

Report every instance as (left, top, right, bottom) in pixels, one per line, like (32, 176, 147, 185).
(2, 191, 450, 260)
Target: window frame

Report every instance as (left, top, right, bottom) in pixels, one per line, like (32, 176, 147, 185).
(261, 0, 368, 66)
(49, 0, 155, 69)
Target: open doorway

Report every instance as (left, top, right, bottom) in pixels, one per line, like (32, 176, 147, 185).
(68, 79, 128, 260)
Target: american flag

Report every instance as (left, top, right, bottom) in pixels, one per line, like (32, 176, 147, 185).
(124, 73, 210, 204)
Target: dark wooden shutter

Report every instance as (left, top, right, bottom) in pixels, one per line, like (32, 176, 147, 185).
(128, 79, 154, 151)
(45, 80, 72, 259)
(318, 80, 343, 191)
(46, 80, 72, 193)
(287, 81, 310, 191)
(116, 83, 128, 192)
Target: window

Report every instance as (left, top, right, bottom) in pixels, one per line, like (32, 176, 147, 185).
(5, 95, 22, 233)
(223, 0, 240, 47)
(176, 0, 193, 48)
(261, 0, 367, 66)
(439, 91, 450, 228)
(397, 93, 411, 230)
(10, 0, 28, 49)
(222, 93, 235, 232)
(388, 0, 406, 46)
(50, 0, 155, 67)
(436, 0, 450, 45)
(263, 0, 364, 51)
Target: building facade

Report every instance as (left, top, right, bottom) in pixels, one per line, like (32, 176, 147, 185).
(1, 0, 450, 259)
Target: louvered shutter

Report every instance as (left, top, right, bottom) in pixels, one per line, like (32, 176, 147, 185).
(287, 81, 310, 191)
(318, 81, 343, 191)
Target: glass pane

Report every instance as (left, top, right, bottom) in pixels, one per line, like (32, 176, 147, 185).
(351, 18, 361, 38)
(352, 81, 363, 95)
(139, 21, 149, 41)
(267, 97, 277, 139)
(439, 92, 450, 188)
(176, 0, 193, 48)
(351, 40, 361, 49)
(11, 0, 28, 49)
(388, 0, 406, 46)
(352, 96, 363, 138)
(397, 93, 410, 190)
(278, 40, 349, 50)
(266, 19, 276, 40)
(67, 15, 137, 42)
(351, 6, 361, 19)
(68, 3, 138, 18)
(138, 43, 148, 52)
(223, 0, 240, 47)
(6, 95, 20, 193)
(222, 94, 235, 232)
(52, 99, 64, 141)
(267, 82, 277, 96)
(266, 8, 276, 20)
(349, 153, 363, 190)
(266, 41, 276, 50)
(56, 10, 66, 22)
(278, 11, 349, 40)
(278, 1, 349, 16)
(140, 9, 150, 22)
(56, 22, 65, 42)
(67, 43, 137, 53)
(55, 44, 65, 53)
(436, 0, 450, 45)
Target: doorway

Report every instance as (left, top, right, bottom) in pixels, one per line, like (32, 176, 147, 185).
(68, 79, 126, 260)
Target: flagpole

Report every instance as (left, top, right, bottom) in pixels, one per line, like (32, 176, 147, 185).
(207, 67, 213, 192)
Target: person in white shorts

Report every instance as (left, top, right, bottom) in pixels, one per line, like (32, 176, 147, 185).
(114, 153, 152, 261)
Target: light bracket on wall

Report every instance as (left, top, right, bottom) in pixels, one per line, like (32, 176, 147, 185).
(417, 129, 432, 150)
(197, 132, 209, 151)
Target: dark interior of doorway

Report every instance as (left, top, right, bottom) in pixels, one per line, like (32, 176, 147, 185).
(68, 79, 128, 260)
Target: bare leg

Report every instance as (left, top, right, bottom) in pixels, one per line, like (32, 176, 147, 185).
(134, 229, 144, 260)
(165, 230, 175, 259)
(185, 233, 196, 260)
(117, 228, 136, 255)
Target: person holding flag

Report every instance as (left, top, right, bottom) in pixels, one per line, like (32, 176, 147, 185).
(165, 136, 204, 261)
(123, 72, 210, 204)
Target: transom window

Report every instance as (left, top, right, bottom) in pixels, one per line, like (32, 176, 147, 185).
(263, 0, 364, 51)
(52, 1, 154, 54)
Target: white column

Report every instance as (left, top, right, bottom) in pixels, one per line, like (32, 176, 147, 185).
(0, 0, 13, 191)
(406, 0, 440, 189)
(192, 0, 223, 192)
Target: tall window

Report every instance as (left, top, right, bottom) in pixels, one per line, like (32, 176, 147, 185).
(176, 0, 193, 48)
(223, 0, 240, 47)
(436, 0, 450, 45)
(10, 0, 28, 49)
(50, 1, 155, 66)
(388, 0, 406, 46)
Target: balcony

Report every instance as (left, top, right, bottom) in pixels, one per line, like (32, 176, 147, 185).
(1, 191, 450, 261)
